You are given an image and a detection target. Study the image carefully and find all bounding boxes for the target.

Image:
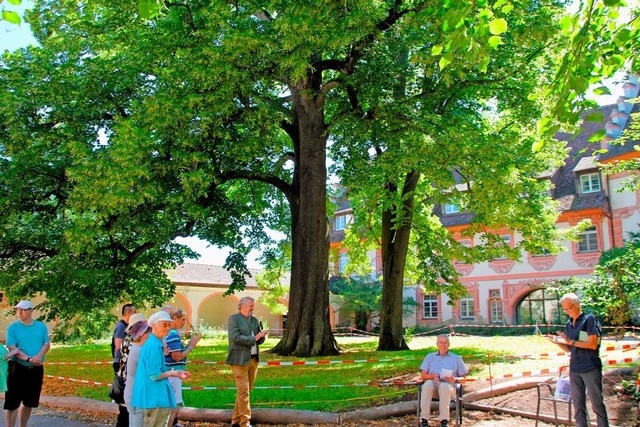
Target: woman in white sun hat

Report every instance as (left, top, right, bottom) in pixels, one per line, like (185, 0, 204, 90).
(131, 311, 191, 427)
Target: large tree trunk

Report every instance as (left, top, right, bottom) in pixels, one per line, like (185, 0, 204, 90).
(272, 76, 339, 357)
(377, 172, 419, 351)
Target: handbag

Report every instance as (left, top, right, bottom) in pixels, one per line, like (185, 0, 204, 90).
(108, 375, 126, 404)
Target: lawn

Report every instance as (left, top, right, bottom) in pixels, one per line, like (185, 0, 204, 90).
(42, 334, 633, 413)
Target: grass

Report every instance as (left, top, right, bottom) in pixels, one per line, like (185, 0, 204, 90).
(43, 334, 635, 412)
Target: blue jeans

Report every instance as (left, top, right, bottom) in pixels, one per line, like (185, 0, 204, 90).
(569, 368, 609, 427)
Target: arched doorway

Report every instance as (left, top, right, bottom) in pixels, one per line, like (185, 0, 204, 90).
(516, 288, 563, 325)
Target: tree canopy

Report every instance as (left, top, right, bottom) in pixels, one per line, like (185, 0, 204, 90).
(0, 0, 638, 352)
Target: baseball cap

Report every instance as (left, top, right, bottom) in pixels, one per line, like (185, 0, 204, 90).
(15, 300, 34, 310)
(126, 313, 147, 332)
(147, 310, 172, 326)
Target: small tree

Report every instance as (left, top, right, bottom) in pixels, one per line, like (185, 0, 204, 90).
(554, 230, 640, 326)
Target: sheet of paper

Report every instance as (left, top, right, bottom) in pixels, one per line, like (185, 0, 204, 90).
(440, 368, 453, 378)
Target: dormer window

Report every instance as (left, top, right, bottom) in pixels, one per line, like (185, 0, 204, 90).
(444, 204, 460, 214)
(579, 172, 601, 194)
(334, 215, 347, 231)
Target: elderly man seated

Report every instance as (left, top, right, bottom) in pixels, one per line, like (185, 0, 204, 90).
(419, 334, 468, 427)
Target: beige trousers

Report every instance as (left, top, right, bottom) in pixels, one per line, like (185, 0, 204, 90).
(231, 357, 259, 427)
(420, 380, 456, 421)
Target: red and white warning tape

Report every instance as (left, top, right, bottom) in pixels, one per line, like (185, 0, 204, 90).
(46, 354, 639, 390)
(45, 341, 639, 368)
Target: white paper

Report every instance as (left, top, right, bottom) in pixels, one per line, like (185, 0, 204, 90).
(554, 377, 571, 401)
(440, 368, 453, 378)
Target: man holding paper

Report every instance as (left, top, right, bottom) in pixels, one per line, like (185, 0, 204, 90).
(419, 335, 468, 427)
(548, 292, 609, 427)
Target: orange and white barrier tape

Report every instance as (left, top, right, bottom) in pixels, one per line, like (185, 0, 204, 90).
(46, 354, 639, 391)
(46, 341, 636, 367)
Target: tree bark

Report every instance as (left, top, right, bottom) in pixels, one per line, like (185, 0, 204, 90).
(272, 75, 339, 356)
(377, 171, 419, 351)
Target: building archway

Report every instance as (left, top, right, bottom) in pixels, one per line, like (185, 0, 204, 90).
(516, 287, 563, 325)
(198, 293, 283, 331)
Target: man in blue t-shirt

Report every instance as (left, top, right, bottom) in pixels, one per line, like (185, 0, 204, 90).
(164, 308, 201, 427)
(3, 300, 50, 427)
(549, 292, 609, 427)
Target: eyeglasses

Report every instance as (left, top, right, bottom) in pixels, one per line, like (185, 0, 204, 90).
(562, 303, 575, 312)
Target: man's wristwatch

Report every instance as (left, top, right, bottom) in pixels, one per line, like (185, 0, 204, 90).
(570, 340, 575, 346)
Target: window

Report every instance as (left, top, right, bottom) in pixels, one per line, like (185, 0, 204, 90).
(423, 295, 438, 319)
(495, 234, 512, 260)
(532, 248, 552, 257)
(580, 173, 601, 193)
(490, 300, 503, 323)
(338, 252, 349, 273)
(444, 204, 460, 214)
(577, 226, 598, 253)
(517, 288, 561, 324)
(335, 215, 347, 231)
(489, 290, 503, 323)
(459, 297, 474, 320)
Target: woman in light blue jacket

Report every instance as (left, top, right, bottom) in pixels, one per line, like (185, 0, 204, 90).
(132, 311, 190, 427)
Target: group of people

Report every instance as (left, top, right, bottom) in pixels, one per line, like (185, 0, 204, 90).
(110, 296, 266, 427)
(111, 305, 202, 427)
(417, 292, 609, 427)
(1, 292, 608, 427)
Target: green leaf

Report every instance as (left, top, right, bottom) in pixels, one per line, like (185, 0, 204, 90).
(2, 10, 21, 24)
(439, 54, 452, 70)
(613, 28, 631, 45)
(138, 0, 159, 19)
(7, 0, 23, 5)
(584, 111, 604, 123)
(489, 18, 508, 35)
(532, 140, 544, 153)
(479, 56, 490, 73)
(431, 45, 444, 56)
(479, 8, 493, 19)
(588, 129, 606, 143)
(559, 15, 572, 35)
(592, 86, 611, 95)
(488, 35, 503, 49)
(502, 3, 514, 13)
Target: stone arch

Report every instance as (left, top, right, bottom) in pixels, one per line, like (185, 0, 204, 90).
(198, 292, 239, 330)
(163, 292, 195, 328)
(512, 285, 562, 326)
(197, 293, 284, 332)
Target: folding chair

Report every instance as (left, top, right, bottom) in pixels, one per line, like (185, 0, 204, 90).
(417, 381, 463, 427)
(535, 366, 572, 426)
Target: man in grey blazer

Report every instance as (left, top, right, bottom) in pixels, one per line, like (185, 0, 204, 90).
(226, 296, 268, 427)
